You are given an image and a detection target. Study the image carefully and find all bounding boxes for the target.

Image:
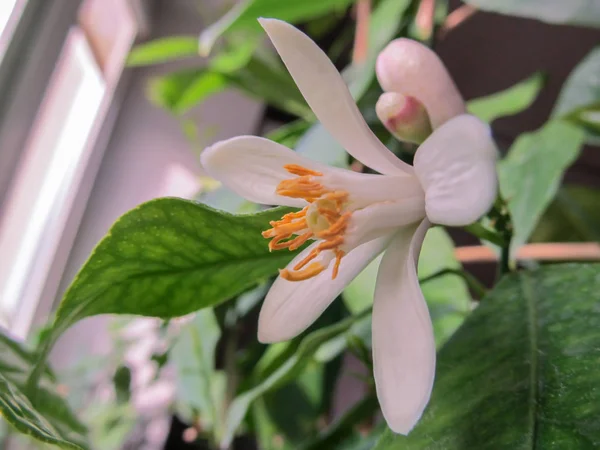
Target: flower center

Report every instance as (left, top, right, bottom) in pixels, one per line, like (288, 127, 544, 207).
(261, 164, 351, 282)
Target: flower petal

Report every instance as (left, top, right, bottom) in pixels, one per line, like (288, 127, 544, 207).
(259, 18, 412, 176)
(372, 219, 435, 435)
(376, 38, 465, 129)
(413, 115, 498, 226)
(343, 200, 425, 252)
(258, 235, 392, 343)
(201, 136, 329, 207)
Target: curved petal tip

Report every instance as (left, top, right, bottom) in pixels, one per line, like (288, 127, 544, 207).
(414, 115, 498, 226)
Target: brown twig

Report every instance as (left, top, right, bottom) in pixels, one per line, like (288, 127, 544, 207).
(352, 0, 371, 64)
(455, 243, 600, 263)
(415, 0, 436, 41)
(438, 4, 477, 39)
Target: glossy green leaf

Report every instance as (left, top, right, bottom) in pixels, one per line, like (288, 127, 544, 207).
(467, 73, 544, 123)
(30, 200, 302, 383)
(0, 332, 87, 444)
(498, 121, 586, 257)
(462, 0, 600, 28)
(171, 309, 225, 435)
(127, 36, 199, 67)
(198, 0, 355, 56)
(0, 374, 85, 450)
(532, 185, 600, 243)
(343, 228, 471, 347)
(147, 69, 228, 115)
(553, 47, 600, 144)
(220, 313, 364, 448)
(375, 263, 600, 449)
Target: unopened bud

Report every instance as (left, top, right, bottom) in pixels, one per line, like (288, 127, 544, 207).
(376, 92, 432, 144)
(376, 38, 465, 129)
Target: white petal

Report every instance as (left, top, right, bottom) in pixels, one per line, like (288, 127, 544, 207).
(320, 170, 423, 210)
(372, 219, 435, 435)
(201, 136, 328, 207)
(376, 38, 465, 129)
(343, 200, 425, 252)
(258, 235, 392, 343)
(259, 18, 412, 176)
(413, 115, 498, 226)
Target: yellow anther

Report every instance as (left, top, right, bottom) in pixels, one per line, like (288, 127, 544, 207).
(263, 164, 352, 282)
(284, 164, 323, 177)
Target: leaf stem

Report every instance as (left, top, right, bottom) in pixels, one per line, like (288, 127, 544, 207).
(463, 222, 505, 247)
(419, 268, 487, 299)
(352, 0, 371, 64)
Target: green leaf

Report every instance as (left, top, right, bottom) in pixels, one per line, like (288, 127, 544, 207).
(0, 331, 87, 443)
(127, 36, 199, 67)
(298, 394, 379, 450)
(553, 47, 600, 144)
(532, 185, 600, 243)
(198, 0, 356, 56)
(147, 69, 228, 115)
(498, 120, 586, 257)
(343, 228, 471, 347)
(375, 263, 600, 449)
(266, 120, 312, 148)
(227, 56, 311, 119)
(0, 331, 55, 384)
(467, 73, 544, 123)
(112, 366, 131, 404)
(171, 309, 224, 435)
(37, 199, 301, 375)
(220, 313, 364, 448)
(417, 228, 471, 347)
(462, 0, 600, 28)
(0, 374, 85, 450)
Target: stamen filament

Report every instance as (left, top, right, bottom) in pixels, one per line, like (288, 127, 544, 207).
(280, 262, 325, 281)
(332, 250, 345, 279)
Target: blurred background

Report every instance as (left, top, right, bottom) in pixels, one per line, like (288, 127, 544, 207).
(0, 0, 598, 449)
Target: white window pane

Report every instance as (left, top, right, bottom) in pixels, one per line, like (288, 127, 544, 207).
(0, 29, 105, 337)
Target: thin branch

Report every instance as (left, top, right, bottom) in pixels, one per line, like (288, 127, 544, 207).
(420, 268, 487, 298)
(438, 4, 477, 39)
(415, 0, 436, 41)
(352, 0, 371, 64)
(455, 243, 600, 263)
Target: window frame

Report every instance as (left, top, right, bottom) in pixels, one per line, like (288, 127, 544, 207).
(0, 0, 147, 337)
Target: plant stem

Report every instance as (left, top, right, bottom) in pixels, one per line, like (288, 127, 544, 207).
(419, 268, 487, 299)
(352, 0, 371, 64)
(463, 222, 505, 247)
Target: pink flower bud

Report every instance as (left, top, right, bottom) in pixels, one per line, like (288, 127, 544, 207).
(376, 92, 433, 144)
(376, 38, 465, 129)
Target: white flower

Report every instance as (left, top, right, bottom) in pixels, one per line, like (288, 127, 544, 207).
(201, 19, 497, 435)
